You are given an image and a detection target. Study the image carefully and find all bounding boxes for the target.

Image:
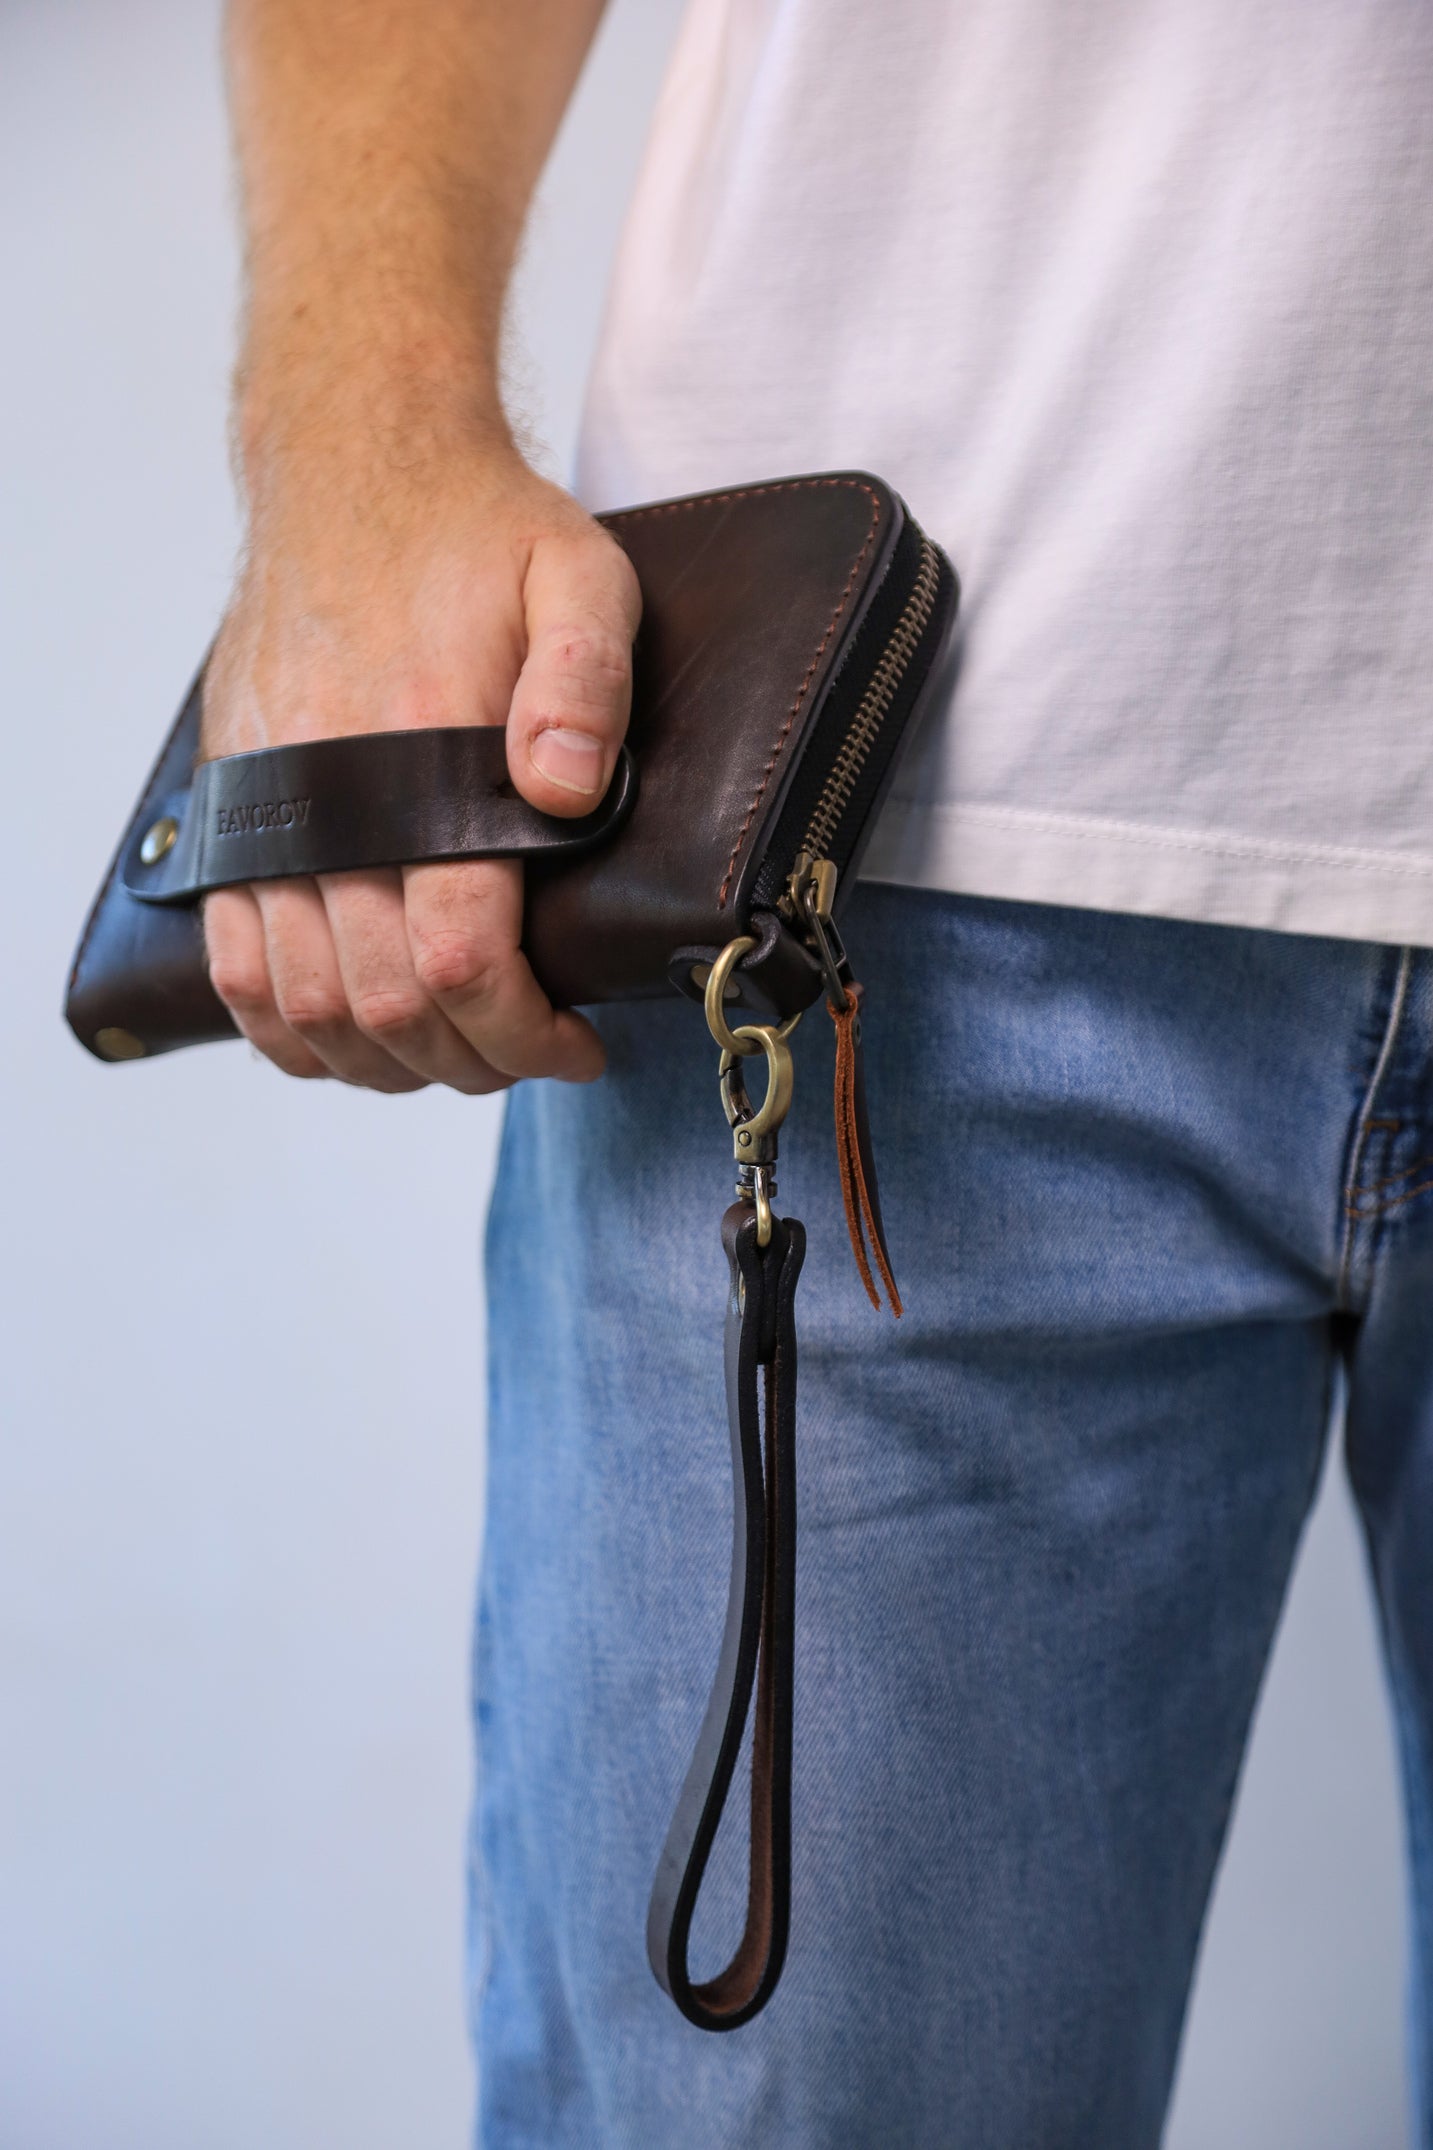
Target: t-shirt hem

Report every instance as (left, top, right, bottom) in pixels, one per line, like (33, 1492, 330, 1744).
(860, 798, 1433, 952)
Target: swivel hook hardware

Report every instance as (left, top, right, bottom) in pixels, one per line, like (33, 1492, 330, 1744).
(706, 940, 798, 1247)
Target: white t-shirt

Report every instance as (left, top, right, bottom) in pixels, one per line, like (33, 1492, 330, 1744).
(575, 0, 1433, 949)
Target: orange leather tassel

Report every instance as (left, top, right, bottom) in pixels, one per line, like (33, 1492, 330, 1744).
(829, 984, 903, 1317)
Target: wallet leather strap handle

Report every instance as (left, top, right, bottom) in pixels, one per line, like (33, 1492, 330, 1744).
(120, 727, 637, 905)
(647, 1202, 805, 2031)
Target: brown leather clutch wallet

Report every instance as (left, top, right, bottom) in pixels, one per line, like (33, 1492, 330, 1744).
(67, 472, 956, 1058)
(65, 470, 959, 2033)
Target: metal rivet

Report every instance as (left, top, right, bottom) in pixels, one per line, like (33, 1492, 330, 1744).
(94, 1026, 146, 1061)
(139, 814, 179, 866)
(737, 1128, 751, 1146)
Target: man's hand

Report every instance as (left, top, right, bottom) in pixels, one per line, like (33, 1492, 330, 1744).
(203, 441, 639, 1093)
(214, 0, 622, 1092)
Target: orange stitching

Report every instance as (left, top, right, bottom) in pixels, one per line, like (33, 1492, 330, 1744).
(1350, 1151, 1433, 1196)
(603, 473, 876, 533)
(1345, 1179, 1433, 1219)
(606, 476, 884, 909)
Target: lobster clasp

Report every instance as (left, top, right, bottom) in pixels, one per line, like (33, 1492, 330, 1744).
(719, 1022, 795, 1166)
(707, 938, 799, 1247)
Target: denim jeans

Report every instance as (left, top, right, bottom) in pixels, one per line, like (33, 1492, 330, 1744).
(473, 884, 1433, 2148)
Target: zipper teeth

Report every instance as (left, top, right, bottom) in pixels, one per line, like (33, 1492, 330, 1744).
(797, 536, 942, 864)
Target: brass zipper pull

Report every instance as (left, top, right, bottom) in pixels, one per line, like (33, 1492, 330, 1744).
(787, 852, 853, 1010)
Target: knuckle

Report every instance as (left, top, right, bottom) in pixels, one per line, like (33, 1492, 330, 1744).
(595, 544, 643, 627)
(208, 956, 271, 1017)
(275, 984, 349, 1037)
(411, 927, 504, 1003)
(540, 625, 631, 697)
(574, 520, 641, 589)
(351, 985, 428, 1042)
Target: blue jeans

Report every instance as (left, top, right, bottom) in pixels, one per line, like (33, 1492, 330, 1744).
(473, 885, 1433, 2147)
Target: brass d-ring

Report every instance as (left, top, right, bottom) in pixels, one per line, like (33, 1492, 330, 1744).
(704, 936, 802, 1056)
(704, 936, 757, 1053)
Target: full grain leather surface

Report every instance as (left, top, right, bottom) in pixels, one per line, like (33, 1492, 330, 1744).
(123, 730, 636, 900)
(67, 473, 910, 1059)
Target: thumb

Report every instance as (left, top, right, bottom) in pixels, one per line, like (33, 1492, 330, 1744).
(507, 526, 641, 817)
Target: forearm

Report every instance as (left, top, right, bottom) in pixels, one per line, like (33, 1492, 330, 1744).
(209, 0, 638, 1099)
(225, 0, 607, 486)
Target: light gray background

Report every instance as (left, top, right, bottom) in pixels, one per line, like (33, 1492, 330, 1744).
(0, 4, 1412, 2143)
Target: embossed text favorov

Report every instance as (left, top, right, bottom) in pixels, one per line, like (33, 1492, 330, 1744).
(215, 797, 313, 836)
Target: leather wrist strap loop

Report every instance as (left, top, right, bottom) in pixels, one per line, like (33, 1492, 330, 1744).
(120, 728, 637, 905)
(647, 1202, 805, 2031)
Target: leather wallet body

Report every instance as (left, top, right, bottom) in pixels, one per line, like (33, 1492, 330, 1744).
(67, 473, 958, 1061)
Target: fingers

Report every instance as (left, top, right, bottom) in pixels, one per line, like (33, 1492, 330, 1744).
(403, 857, 605, 1082)
(318, 871, 509, 1094)
(212, 862, 598, 1089)
(207, 874, 430, 1094)
(252, 878, 429, 1093)
(506, 527, 642, 817)
(203, 886, 330, 1080)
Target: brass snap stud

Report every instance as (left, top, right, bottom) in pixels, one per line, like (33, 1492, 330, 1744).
(94, 1026, 146, 1061)
(139, 814, 180, 866)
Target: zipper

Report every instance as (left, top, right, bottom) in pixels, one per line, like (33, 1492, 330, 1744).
(711, 522, 951, 1312)
(749, 526, 949, 1316)
(776, 533, 944, 960)
(785, 535, 943, 891)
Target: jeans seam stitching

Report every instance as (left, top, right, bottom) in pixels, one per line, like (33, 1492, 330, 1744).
(1349, 1151, 1433, 1195)
(1335, 946, 1414, 1305)
(1346, 1177, 1433, 1220)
